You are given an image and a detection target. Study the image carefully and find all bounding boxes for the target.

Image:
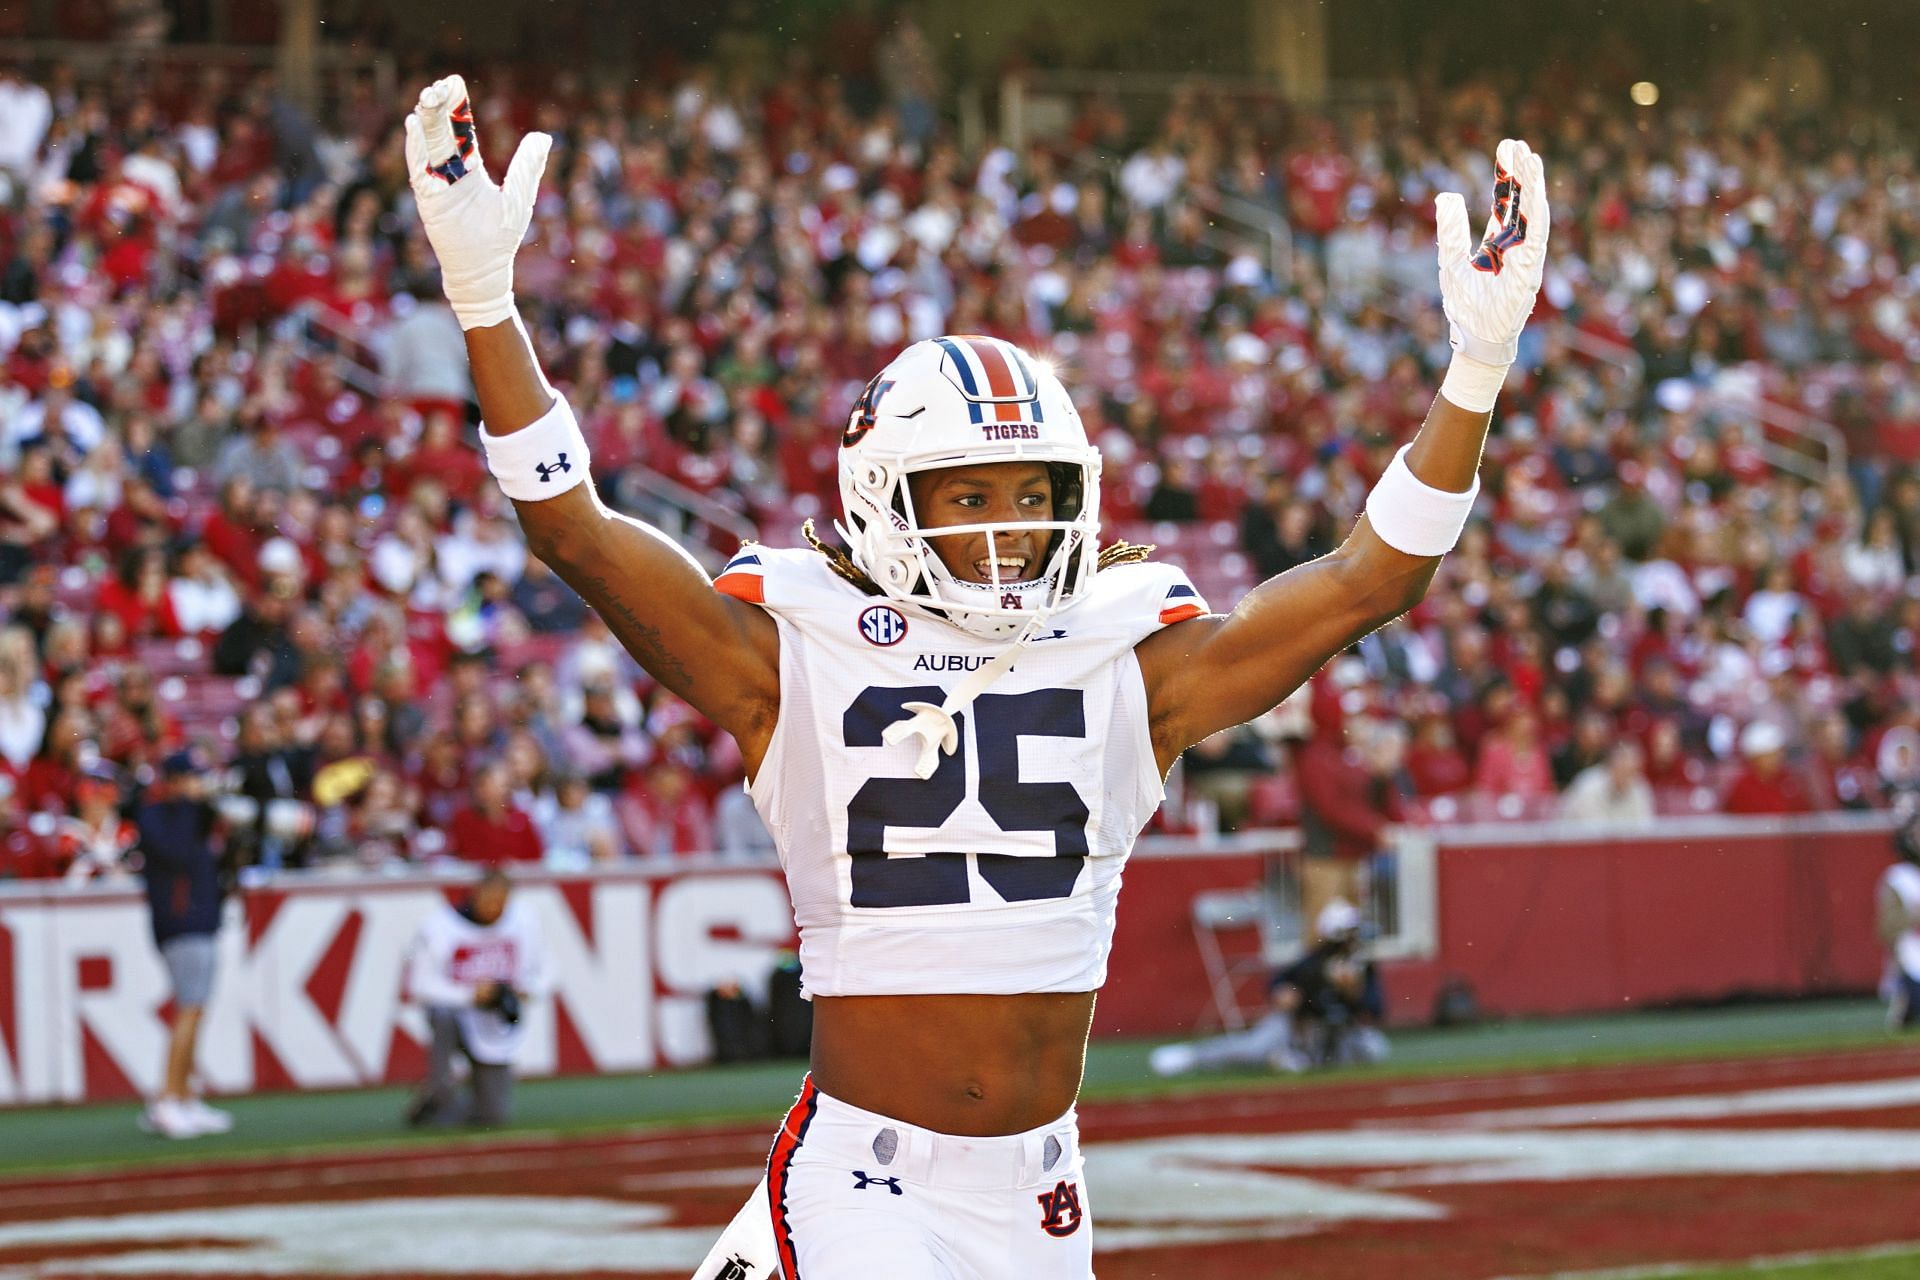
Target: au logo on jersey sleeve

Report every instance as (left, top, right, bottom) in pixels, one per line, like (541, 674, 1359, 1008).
(858, 604, 909, 646)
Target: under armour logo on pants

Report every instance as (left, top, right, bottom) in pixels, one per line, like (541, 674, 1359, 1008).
(851, 1170, 903, 1195)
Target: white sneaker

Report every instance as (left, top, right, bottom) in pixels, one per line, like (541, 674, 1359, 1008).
(1149, 1044, 1199, 1077)
(138, 1098, 201, 1139)
(182, 1098, 234, 1135)
(1268, 1046, 1311, 1074)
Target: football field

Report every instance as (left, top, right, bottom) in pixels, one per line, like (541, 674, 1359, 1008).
(1, 1000, 1916, 1280)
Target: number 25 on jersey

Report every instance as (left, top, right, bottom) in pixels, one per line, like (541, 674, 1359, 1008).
(842, 685, 1089, 909)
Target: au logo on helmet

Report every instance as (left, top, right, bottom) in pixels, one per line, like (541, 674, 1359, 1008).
(858, 604, 909, 647)
(843, 376, 896, 447)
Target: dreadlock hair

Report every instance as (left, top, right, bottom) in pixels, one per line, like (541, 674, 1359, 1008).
(792, 520, 1153, 592)
(800, 520, 885, 595)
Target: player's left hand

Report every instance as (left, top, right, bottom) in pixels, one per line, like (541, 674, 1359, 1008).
(403, 74, 552, 331)
(1435, 138, 1549, 368)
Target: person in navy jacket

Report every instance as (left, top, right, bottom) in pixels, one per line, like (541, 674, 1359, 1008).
(135, 748, 236, 1140)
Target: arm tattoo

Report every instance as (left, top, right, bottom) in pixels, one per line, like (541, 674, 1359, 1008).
(579, 573, 695, 691)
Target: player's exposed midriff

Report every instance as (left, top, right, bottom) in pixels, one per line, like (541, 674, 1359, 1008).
(808, 990, 1097, 1136)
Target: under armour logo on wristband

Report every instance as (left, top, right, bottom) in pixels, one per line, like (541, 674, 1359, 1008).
(535, 454, 571, 482)
(852, 1171, 903, 1195)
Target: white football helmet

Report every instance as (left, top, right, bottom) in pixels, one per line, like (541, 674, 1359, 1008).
(837, 336, 1104, 638)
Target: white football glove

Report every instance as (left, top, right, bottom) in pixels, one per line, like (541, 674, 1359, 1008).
(403, 75, 552, 331)
(1435, 138, 1549, 370)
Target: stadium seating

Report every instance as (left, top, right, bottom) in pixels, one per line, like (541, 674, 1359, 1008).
(2, 45, 1917, 881)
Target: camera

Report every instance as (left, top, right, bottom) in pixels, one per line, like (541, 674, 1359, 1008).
(481, 984, 522, 1025)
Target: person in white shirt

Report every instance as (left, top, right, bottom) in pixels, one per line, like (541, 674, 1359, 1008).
(167, 540, 244, 636)
(1559, 741, 1656, 825)
(403, 870, 550, 1126)
(382, 288, 474, 406)
(532, 770, 622, 870)
(0, 68, 52, 183)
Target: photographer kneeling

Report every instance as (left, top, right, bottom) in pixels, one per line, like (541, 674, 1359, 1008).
(1150, 899, 1388, 1077)
(404, 869, 549, 1126)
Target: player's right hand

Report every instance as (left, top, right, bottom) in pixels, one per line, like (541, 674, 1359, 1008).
(1435, 138, 1549, 368)
(403, 74, 552, 331)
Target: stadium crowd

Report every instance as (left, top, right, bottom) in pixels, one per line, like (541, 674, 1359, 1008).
(2, 35, 1919, 881)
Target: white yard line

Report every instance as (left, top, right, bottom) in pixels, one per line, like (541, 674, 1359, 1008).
(1494, 1238, 1920, 1280)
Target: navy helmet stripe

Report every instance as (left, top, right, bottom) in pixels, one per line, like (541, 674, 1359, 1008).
(1006, 347, 1040, 397)
(934, 337, 989, 423)
(935, 337, 980, 395)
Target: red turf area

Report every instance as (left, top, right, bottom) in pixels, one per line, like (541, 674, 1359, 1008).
(2, 1046, 1918, 1280)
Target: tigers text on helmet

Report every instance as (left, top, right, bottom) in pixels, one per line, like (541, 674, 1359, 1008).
(836, 335, 1103, 638)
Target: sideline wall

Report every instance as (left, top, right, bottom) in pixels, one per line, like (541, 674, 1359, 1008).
(0, 815, 1896, 1105)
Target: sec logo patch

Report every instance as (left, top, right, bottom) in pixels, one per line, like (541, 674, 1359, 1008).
(858, 604, 909, 646)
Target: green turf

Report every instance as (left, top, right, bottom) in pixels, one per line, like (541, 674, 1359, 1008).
(1602, 1243, 1920, 1279)
(0, 997, 1899, 1175)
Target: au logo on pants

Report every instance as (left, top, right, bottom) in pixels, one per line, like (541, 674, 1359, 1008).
(1036, 1179, 1083, 1237)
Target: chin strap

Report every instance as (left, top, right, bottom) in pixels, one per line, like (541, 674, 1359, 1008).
(882, 608, 1052, 779)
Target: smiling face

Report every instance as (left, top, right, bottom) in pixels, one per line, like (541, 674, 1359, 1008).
(906, 461, 1055, 584)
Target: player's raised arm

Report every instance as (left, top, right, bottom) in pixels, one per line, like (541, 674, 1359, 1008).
(404, 77, 779, 761)
(1137, 140, 1550, 768)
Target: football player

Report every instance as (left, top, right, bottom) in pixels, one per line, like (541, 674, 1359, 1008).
(404, 75, 1548, 1280)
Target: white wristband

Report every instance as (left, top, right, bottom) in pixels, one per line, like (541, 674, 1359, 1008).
(1364, 444, 1479, 557)
(452, 293, 519, 332)
(480, 393, 591, 502)
(1439, 352, 1512, 415)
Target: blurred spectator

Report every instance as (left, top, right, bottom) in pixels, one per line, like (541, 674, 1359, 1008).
(1828, 593, 1898, 679)
(1241, 484, 1330, 579)
(532, 770, 622, 871)
(618, 763, 715, 858)
(1551, 710, 1616, 791)
(511, 555, 589, 634)
(1292, 687, 1399, 943)
(168, 539, 244, 636)
(212, 404, 304, 494)
(1846, 511, 1908, 592)
(58, 766, 139, 884)
(0, 65, 52, 185)
(1722, 721, 1816, 816)
(98, 547, 181, 641)
(231, 703, 316, 869)
(1472, 707, 1557, 809)
(1405, 708, 1471, 798)
(213, 577, 301, 686)
(446, 762, 544, 863)
(1180, 725, 1274, 833)
(383, 287, 474, 414)
(1559, 742, 1655, 825)
(715, 782, 777, 860)
(0, 627, 44, 771)
(1809, 713, 1881, 811)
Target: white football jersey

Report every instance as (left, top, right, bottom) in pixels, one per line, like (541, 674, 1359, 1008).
(717, 545, 1209, 997)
